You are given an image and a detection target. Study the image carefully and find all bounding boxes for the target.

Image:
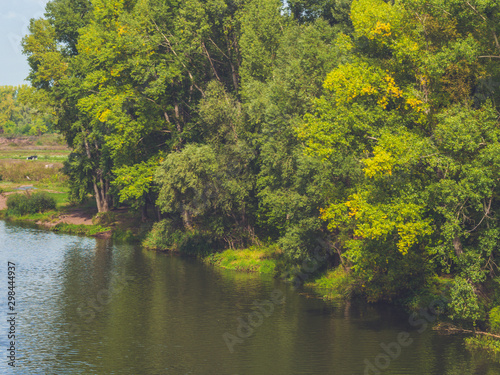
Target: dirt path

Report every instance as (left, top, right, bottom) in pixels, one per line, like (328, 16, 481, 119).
(0, 192, 15, 210)
(56, 210, 94, 225)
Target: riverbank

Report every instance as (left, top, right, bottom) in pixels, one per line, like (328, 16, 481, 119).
(0, 203, 149, 240)
(1, 206, 110, 237)
(203, 245, 279, 273)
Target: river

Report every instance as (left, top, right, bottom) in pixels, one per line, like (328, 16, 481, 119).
(0, 220, 499, 374)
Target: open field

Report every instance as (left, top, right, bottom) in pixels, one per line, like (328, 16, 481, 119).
(0, 134, 70, 161)
(0, 135, 69, 187)
(0, 134, 74, 220)
(0, 160, 66, 184)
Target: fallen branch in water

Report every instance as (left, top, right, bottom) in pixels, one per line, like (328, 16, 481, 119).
(433, 322, 500, 339)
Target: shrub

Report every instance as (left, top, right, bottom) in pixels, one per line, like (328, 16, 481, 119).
(175, 230, 218, 256)
(142, 219, 176, 250)
(143, 219, 219, 255)
(277, 218, 323, 262)
(7, 192, 57, 215)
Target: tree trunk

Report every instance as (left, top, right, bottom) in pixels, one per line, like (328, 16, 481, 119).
(181, 201, 192, 230)
(142, 197, 148, 222)
(84, 133, 110, 213)
(93, 180, 103, 212)
(93, 177, 110, 213)
(453, 236, 463, 258)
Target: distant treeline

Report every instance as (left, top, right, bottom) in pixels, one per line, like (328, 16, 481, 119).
(21, 0, 500, 332)
(0, 85, 56, 136)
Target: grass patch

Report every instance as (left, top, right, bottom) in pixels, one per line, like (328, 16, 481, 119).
(305, 267, 356, 301)
(0, 150, 70, 161)
(204, 245, 278, 273)
(50, 223, 111, 236)
(4, 210, 60, 223)
(42, 191, 69, 207)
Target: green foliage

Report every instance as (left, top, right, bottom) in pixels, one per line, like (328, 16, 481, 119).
(155, 142, 253, 246)
(449, 277, 481, 324)
(113, 158, 159, 206)
(142, 219, 178, 251)
(403, 275, 453, 311)
(288, 0, 353, 30)
(143, 219, 220, 256)
(0, 85, 55, 135)
(465, 336, 500, 362)
(277, 217, 322, 261)
(7, 192, 57, 215)
(489, 307, 500, 334)
(20, 0, 500, 339)
(296, 0, 500, 307)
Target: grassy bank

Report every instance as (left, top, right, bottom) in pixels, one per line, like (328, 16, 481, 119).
(304, 267, 357, 301)
(204, 245, 279, 273)
(50, 222, 111, 236)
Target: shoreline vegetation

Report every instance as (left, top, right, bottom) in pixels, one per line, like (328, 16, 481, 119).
(6, 0, 500, 364)
(1, 157, 498, 360)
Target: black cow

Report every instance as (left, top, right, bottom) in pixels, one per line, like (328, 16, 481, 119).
(26, 155, 37, 160)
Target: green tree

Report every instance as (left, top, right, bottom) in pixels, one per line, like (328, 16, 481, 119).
(298, 0, 500, 301)
(240, 7, 345, 261)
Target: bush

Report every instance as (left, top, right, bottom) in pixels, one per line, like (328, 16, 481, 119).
(7, 192, 57, 215)
(448, 277, 481, 324)
(176, 230, 219, 256)
(277, 218, 323, 262)
(142, 219, 176, 250)
(143, 219, 220, 255)
(490, 306, 500, 334)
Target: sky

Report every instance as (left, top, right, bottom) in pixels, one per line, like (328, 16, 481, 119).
(0, 0, 49, 86)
